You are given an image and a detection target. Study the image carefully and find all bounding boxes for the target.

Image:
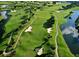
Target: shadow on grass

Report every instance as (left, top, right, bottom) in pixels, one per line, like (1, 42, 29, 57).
(34, 34, 56, 57)
(43, 16, 55, 28)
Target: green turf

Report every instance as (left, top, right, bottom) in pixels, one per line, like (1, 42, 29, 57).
(0, 2, 79, 57)
(15, 6, 52, 57)
(0, 2, 13, 5)
(0, 15, 3, 21)
(15, 4, 74, 56)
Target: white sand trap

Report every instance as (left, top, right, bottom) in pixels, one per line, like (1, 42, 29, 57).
(37, 48, 43, 56)
(47, 28, 52, 33)
(3, 49, 14, 56)
(11, 10, 16, 12)
(3, 51, 12, 56)
(25, 26, 32, 32)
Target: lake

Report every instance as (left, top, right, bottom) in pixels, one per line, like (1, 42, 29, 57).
(61, 10, 79, 55)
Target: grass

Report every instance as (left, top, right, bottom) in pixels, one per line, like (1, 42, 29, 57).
(57, 27, 74, 57)
(0, 6, 26, 51)
(56, 6, 79, 55)
(46, 4, 74, 56)
(0, 2, 79, 57)
(5, 9, 25, 34)
(0, 2, 13, 5)
(51, 4, 77, 56)
(0, 16, 3, 21)
(15, 4, 74, 56)
(15, 6, 52, 57)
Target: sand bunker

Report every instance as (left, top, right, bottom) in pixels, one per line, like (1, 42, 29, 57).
(25, 26, 32, 32)
(3, 49, 14, 56)
(47, 28, 52, 33)
(11, 10, 16, 12)
(37, 48, 43, 56)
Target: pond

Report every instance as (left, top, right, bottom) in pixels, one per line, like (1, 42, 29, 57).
(0, 5, 10, 43)
(0, 5, 9, 20)
(1, 11, 8, 20)
(61, 10, 79, 55)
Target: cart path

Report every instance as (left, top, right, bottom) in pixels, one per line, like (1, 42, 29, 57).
(55, 20, 59, 57)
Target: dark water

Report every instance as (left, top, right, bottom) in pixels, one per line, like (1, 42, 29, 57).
(61, 10, 79, 55)
(0, 10, 10, 43)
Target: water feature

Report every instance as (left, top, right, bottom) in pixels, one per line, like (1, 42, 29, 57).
(0, 11, 8, 19)
(0, 5, 10, 43)
(61, 10, 79, 55)
(0, 5, 9, 20)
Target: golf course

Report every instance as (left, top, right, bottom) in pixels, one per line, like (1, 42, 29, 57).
(0, 1, 79, 57)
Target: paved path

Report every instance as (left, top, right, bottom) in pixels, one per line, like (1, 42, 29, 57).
(13, 18, 35, 49)
(55, 20, 59, 57)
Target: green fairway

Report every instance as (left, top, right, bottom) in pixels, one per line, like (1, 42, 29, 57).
(14, 4, 74, 56)
(15, 6, 53, 56)
(5, 9, 25, 34)
(0, 1, 79, 57)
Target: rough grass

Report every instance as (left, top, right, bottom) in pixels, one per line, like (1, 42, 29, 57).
(58, 27, 74, 57)
(0, 2, 13, 4)
(4, 9, 26, 34)
(0, 16, 3, 21)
